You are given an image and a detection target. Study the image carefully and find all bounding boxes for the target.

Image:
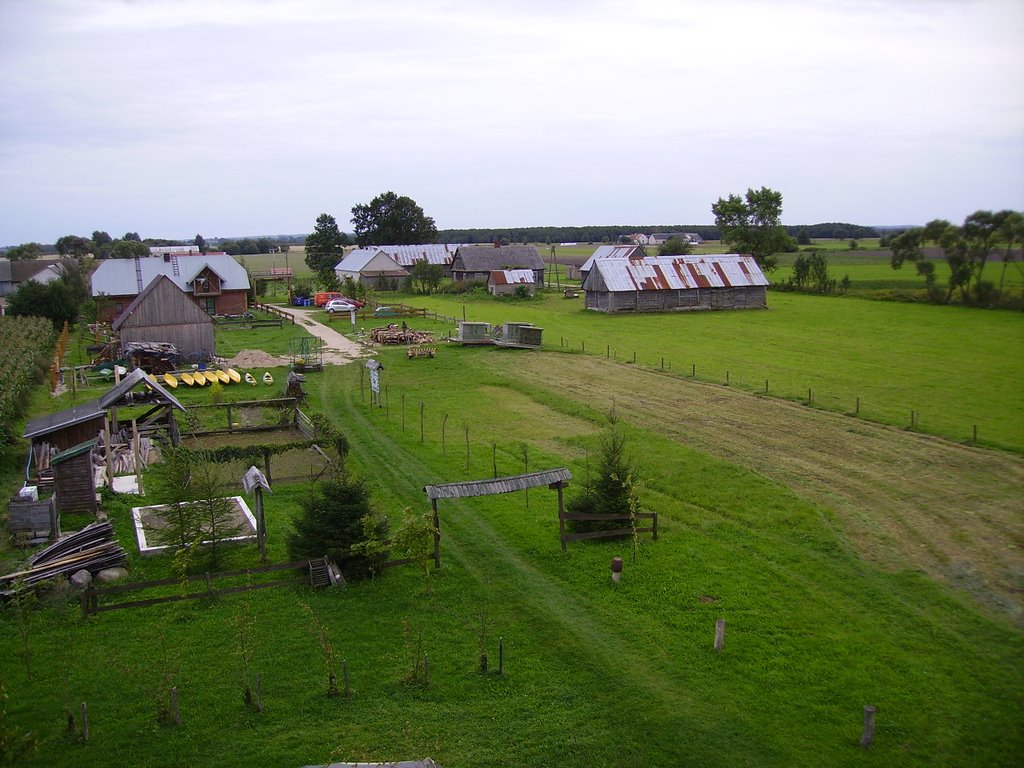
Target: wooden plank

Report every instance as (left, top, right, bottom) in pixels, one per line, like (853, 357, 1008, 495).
(559, 512, 656, 522)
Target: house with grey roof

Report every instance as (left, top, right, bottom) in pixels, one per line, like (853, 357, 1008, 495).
(91, 253, 251, 323)
(334, 249, 408, 289)
(374, 244, 460, 268)
(450, 245, 545, 283)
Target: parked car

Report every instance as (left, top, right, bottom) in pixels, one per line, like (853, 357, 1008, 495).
(325, 299, 357, 313)
(338, 296, 366, 308)
(373, 306, 397, 316)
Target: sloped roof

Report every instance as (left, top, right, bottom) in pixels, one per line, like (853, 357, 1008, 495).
(23, 400, 104, 440)
(488, 269, 537, 285)
(334, 249, 408, 275)
(580, 244, 646, 274)
(425, 468, 571, 500)
(98, 367, 185, 412)
(376, 244, 461, 267)
(583, 254, 768, 292)
(91, 254, 250, 297)
(452, 245, 544, 273)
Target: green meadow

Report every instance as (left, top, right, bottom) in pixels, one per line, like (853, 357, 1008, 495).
(1, 345, 1022, 767)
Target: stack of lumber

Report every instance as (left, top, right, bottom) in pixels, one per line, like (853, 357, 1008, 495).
(0, 521, 126, 591)
(369, 326, 434, 345)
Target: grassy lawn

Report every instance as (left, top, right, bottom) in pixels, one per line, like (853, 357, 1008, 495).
(2, 348, 1021, 767)
(388, 289, 1024, 453)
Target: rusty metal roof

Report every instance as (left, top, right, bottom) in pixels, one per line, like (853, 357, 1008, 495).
(584, 254, 768, 292)
(489, 269, 536, 285)
(425, 468, 571, 500)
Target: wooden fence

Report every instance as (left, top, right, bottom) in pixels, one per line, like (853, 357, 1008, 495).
(558, 511, 658, 551)
(254, 302, 295, 323)
(81, 560, 311, 616)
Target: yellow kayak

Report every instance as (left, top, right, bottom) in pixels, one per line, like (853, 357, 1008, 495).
(195, 371, 210, 385)
(180, 372, 195, 386)
(163, 372, 178, 389)
(227, 368, 241, 383)
(263, 372, 274, 385)
(215, 369, 230, 384)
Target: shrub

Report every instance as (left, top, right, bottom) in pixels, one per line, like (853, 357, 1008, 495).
(567, 410, 640, 533)
(288, 466, 389, 578)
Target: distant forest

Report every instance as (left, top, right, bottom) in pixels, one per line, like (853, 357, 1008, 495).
(436, 222, 879, 244)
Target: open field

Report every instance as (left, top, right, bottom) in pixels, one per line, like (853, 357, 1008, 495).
(394, 290, 1024, 453)
(2, 345, 1021, 767)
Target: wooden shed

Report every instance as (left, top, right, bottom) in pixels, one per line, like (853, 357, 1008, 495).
(112, 275, 216, 362)
(450, 246, 545, 283)
(582, 254, 768, 313)
(51, 439, 98, 516)
(488, 269, 537, 296)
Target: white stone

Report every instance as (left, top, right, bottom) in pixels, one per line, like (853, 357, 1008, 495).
(70, 569, 93, 587)
(97, 567, 128, 583)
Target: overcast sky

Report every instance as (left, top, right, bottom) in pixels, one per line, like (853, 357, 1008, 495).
(1, 0, 1022, 245)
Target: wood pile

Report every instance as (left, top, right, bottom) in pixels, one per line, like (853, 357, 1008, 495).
(370, 325, 434, 345)
(0, 521, 126, 592)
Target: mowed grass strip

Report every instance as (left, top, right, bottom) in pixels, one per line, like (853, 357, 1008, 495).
(404, 290, 1024, 452)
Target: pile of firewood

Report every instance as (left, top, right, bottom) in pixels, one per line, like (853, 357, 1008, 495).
(370, 325, 434, 345)
(0, 521, 126, 593)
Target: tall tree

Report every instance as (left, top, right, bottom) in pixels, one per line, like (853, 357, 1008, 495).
(91, 231, 113, 259)
(108, 239, 149, 259)
(890, 210, 1024, 303)
(351, 191, 437, 246)
(193, 234, 207, 253)
(55, 235, 92, 258)
(304, 213, 350, 285)
(711, 186, 791, 271)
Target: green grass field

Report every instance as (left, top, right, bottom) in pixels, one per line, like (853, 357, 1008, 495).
(383, 290, 1024, 453)
(2, 347, 1021, 767)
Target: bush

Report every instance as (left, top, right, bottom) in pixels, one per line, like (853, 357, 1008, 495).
(567, 411, 640, 533)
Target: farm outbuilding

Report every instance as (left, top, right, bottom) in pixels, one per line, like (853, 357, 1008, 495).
(334, 249, 408, 289)
(487, 269, 537, 296)
(450, 245, 545, 283)
(578, 244, 646, 284)
(582, 254, 768, 313)
(51, 439, 98, 516)
(112, 275, 215, 363)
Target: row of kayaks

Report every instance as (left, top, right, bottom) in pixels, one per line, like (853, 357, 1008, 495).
(161, 369, 273, 388)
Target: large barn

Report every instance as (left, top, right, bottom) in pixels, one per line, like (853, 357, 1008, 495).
(112, 275, 215, 362)
(334, 249, 408, 289)
(582, 254, 768, 313)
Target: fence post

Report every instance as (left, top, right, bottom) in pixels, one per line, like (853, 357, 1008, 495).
(420, 402, 425, 444)
(726, 371, 730, 385)
(714, 619, 726, 651)
(170, 686, 181, 725)
(691, 363, 695, 377)
(81, 702, 89, 741)
(860, 705, 876, 749)
(498, 636, 504, 675)
(343, 658, 350, 698)
(856, 397, 860, 416)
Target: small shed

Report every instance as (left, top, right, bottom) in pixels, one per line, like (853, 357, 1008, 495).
(496, 322, 543, 348)
(51, 439, 98, 516)
(112, 275, 215, 362)
(7, 491, 59, 544)
(488, 269, 537, 296)
(334, 249, 408, 289)
(456, 321, 492, 344)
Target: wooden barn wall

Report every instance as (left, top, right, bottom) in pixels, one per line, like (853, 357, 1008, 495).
(54, 453, 97, 515)
(121, 279, 209, 328)
(121, 323, 215, 360)
(589, 286, 767, 313)
(37, 418, 105, 453)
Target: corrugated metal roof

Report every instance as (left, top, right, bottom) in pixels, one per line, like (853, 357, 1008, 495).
(376, 244, 461, 267)
(579, 245, 645, 274)
(585, 254, 768, 292)
(91, 254, 250, 297)
(23, 400, 104, 440)
(425, 468, 571, 500)
(489, 269, 536, 286)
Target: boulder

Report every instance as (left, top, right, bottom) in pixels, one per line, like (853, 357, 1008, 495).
(70, 569, 93, 588)
(97, 567, 129, 583)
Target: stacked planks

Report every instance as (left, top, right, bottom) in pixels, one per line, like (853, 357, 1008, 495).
(1, 521, 126, 592)
(369, 326, 434, 345)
